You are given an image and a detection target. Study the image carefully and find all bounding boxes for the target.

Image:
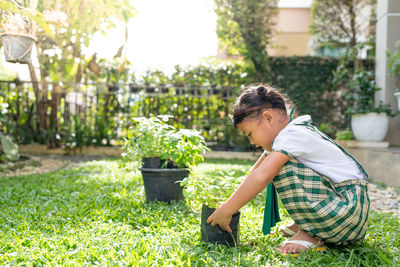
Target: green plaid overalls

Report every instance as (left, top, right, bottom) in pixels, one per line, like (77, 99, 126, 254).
(263, 119, 370, 245)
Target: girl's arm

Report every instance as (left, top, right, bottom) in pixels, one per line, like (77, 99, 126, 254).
(249, 145, 272, 173)
(249, 152, 266, 174)
(207, 151, 290, 232)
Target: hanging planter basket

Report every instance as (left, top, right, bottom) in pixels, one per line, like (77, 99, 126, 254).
(1, 33, 36, 64)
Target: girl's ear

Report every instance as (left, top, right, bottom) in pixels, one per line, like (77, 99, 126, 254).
(262, 110, 273, 124)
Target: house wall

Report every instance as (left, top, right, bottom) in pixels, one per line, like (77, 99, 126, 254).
(277, 8, 311, 33)
(268, 8, 312, 56)
(269, 33, 311, 56)
(217, 6, 313, 59)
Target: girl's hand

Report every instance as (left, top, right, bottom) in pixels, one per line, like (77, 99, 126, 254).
(206, 205, 233, 233)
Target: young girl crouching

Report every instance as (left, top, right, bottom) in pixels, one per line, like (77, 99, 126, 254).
(207, 84, 369, 255)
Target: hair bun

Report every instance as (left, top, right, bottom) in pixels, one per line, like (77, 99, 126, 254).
(256, 85, 269, 101)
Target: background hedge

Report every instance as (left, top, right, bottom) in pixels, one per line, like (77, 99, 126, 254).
(0, 56, 374, 150)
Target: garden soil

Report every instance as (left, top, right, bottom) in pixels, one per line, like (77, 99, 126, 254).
(0, 155, 104, 178)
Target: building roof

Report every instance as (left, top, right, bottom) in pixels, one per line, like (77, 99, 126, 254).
(278, 0, 313, 8)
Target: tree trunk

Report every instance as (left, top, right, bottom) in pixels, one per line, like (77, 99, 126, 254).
(48, 84, 63, 148)
(27, 62, 49, 133)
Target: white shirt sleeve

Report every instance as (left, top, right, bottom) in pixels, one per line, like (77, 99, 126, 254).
(272, 126, 317, 158)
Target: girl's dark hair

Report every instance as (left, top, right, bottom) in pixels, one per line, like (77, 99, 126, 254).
(232, 84, 293, 128)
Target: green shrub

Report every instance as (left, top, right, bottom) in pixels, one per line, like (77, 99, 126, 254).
(1, 56, 376, 149)
(182, 169, 246, 210)
(0, 132, 19, 161)
(122, 115, 208, 168)
(335, 128, 354, 140)
(345, 70, 397, 117)
(387, 41, 400, 90)
(319, 122, 335, 138)
(0, 101, 19, 161)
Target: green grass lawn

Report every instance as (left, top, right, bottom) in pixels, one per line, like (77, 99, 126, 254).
(0, 158, 399, 266)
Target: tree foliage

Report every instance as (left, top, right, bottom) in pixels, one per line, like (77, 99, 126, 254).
(214, 0, 278, 79)
(32, 0, 135, 84)
(310, 0, 376, 49)
(0, 0, 136, 147)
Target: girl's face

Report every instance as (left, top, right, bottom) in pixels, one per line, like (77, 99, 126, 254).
(236, 110, 287, 150)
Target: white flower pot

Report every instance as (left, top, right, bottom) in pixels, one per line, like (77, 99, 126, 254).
(351, 112, 389, 142)
(395, 92, 400, 111)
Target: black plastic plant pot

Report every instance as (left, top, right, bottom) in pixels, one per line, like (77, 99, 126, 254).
(201, 204, 240, 247)
(140, 168, 190, 203)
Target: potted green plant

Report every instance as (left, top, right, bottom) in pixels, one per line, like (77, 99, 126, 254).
(182, 169, 244, 247)
(122, 115, 208, 203)
(387, 41, 400, 110)
(0, 13, 37, 64)
(346, 70, 397, 142)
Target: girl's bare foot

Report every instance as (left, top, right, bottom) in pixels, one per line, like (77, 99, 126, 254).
(277, 229, 324, 254)
(277, 221, 299, 237)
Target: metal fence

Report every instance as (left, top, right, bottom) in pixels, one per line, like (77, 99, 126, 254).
(0, 80, 252, 150)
